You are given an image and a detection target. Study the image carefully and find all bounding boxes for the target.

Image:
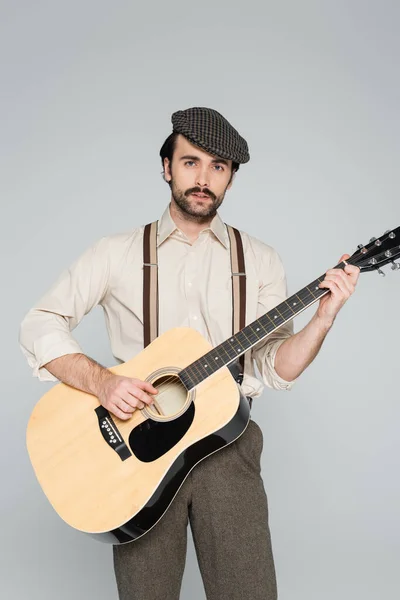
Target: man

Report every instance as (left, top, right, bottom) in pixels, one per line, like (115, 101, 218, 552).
(19, 107, 360, 600)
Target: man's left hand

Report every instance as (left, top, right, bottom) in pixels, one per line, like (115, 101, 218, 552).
(317, 254, 360, 326)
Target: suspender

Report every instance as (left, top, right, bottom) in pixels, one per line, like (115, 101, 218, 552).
(143, 221, 247, 383)
(143, 222, 159, 348)
(226, 225, 246, 378)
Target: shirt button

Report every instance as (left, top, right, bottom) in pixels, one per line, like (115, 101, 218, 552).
(193, 315, 198, 321)
(188, 282, 192, 287)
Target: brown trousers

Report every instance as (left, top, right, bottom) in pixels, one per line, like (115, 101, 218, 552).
(113, 419, 277, 600)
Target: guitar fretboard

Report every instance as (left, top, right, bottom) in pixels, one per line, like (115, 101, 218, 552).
(179, 262, 345, 390)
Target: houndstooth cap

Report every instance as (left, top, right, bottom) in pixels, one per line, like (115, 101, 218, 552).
(171, 107, 250, 164)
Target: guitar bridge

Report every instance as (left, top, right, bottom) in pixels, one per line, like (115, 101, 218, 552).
(95, 406, 132, 461)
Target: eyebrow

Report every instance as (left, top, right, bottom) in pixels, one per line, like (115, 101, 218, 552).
(180, 154, 230, 167)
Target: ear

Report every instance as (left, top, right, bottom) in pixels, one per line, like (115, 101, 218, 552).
(227, 171, 236, 190)
(164, 158, 172, 182)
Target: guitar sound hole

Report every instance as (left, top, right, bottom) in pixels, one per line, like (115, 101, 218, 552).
(147, 374, 189, 420)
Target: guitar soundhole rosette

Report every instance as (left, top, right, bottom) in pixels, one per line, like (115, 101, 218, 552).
(143, 367, 195, 422)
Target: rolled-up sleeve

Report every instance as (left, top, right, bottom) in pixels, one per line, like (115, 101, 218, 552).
(19, 236, 110, 381)
(251, 246, 296, 391)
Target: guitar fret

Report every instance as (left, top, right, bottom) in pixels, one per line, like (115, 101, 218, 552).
(235, 331, 252, 352)
(244, 325, 261, 343)
(266, 311, 284, 326)
(293, 293, 305, 306)
(182, 368, 198, 388)
(189, 362, 203, 380)
(283, 301, 296, 314)
(198, 354, 216, 374)
(217, 343, 234, 362)
(252, 321, 269, 336)
(179, 369, 195, 390)
(276, 304, 293, 319)
(306, 286, 317, 298)
(211, 348, 226, 369)
(239, 329, 253, 344)
(297, 290, 312, 303)
(224, 338, 241, 358)
(306, 279, 323, 299)
(259, 314, 276, 333)
(263, 312, 276, 327)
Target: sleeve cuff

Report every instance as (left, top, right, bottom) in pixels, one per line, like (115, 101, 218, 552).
(267, 338, 297, 391)
(32, 332, 84, 382)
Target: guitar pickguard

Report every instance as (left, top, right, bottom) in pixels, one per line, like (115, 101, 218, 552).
(129, 403, 195, 462)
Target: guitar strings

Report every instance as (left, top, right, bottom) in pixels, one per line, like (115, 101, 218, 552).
(135, 242, 399, 410)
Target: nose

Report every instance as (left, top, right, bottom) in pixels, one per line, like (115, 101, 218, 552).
(195, 164, 210, 188)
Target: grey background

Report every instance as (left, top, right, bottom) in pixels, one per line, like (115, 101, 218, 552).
(2, 1, 399, 598)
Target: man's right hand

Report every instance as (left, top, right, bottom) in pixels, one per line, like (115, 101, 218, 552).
(97, 374, 158, 420)
(42, 353, 158, 420)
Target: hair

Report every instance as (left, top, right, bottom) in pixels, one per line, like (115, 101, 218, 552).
(159, 132, 240, 183)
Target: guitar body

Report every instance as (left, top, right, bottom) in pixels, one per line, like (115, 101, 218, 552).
(26, 327, 250, 544)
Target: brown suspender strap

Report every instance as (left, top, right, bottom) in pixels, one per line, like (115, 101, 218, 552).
(143, 222, 247, 384)
(226, 225, 247, 377)
(143, 222, 159, 348)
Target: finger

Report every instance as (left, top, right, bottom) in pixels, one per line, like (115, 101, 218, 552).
(134, 379, 159, 395)
(338, 253, 360, 282)
(111, 405, 133, 421)
(120, 390, 146, 409)
(343, 264, 360, 274)
(128, 386, 155, 405)
(116, 397, 135, 413)
(328, 269, 354, 293)
(323, 273, 353, 295)
(124, 387, 150, 407)
(326, 267, 356, 291)
(344, 264, 360, 283)
(126, 396, 146, 410)
(143, 381, 159, 395)
(319, 278, 350, 299)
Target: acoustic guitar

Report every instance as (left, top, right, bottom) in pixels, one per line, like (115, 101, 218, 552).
(26, 227, 400, 544)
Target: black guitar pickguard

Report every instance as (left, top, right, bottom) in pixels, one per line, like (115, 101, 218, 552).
(129, 403, 195, 462)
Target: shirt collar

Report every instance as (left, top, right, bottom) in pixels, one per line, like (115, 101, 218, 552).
(157, 204, 177, 246)
(157, 204, 229, 249)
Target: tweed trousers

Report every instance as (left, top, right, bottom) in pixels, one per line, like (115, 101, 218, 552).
(113, 419, 277, 600)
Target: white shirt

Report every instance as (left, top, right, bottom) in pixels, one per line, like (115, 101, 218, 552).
(19, 204, 296, 397)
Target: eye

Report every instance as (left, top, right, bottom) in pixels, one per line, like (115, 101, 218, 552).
(213, 165, 224, 171)
(184, 160, 196, 167)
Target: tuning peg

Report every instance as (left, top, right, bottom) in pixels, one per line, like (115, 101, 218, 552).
(377, 268, 386, 277)
(391, 261, 400, 271)
(370, 237, 377, 242)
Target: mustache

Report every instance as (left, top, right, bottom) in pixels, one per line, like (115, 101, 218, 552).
(185, 187, 216, 202)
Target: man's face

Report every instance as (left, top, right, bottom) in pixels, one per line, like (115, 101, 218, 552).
(164, 134, 234, 220)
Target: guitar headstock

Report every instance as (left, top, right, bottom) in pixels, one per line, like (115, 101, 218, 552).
(347, 226, 400, 275)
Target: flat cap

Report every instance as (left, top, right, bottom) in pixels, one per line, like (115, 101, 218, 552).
(171, 107, 250, 164)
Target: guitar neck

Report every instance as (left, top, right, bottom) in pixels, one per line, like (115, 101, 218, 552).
(179, 261, 346, 390)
